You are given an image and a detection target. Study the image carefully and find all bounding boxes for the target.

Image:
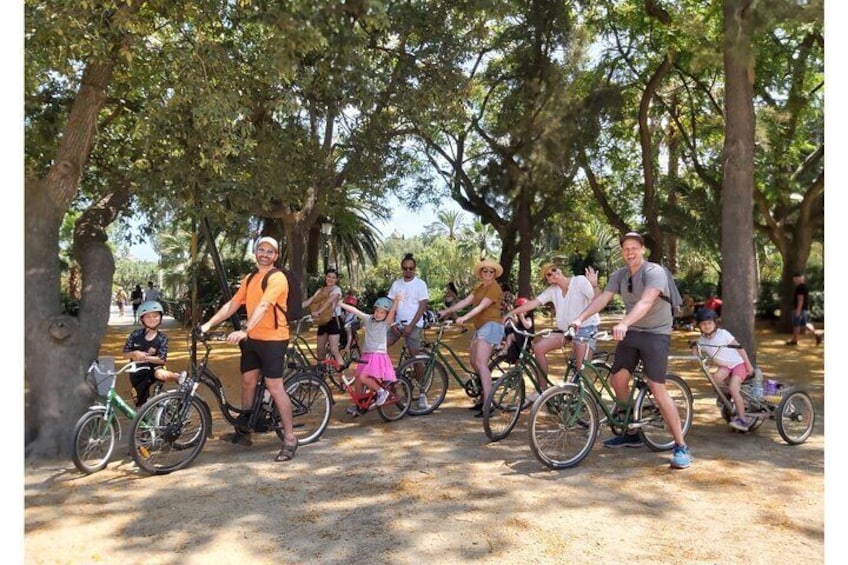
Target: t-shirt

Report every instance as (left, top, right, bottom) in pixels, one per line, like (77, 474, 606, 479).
(144, 287, 161, 302)
(471, 282, 503, 328)
(355, 312, 389, 353)
(231, 269, 290, 342)
(388, 277, 429, 328)
(605, 262, 672, 334)
(697, 328, 745, 368)
(536, 275, 600, 331)
(794, 283, 810, 311)
(122, 328, 168, 372)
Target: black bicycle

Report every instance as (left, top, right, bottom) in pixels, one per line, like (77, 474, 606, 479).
(129, 328, 332, 475)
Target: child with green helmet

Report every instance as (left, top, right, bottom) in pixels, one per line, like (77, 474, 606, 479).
(122, 300, 185, 406)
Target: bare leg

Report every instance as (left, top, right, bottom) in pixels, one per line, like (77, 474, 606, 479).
(533, 334, 563, 391)
(265, 377, 297, 446)
(647, 380, 686, 446)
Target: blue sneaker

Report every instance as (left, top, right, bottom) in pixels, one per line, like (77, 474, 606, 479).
(670, 444, 691, 469)
(603, 433, 644, 448)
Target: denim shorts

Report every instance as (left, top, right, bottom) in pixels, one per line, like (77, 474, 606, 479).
(572, 324, 599, 349)
(792, 310, 810, 327)
(475, 321, 505, 346)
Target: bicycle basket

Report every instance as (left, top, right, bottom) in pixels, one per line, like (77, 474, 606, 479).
(86, 357, 116, 397)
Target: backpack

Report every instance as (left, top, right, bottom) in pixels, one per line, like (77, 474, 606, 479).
(245, 267, 305, 327)
(622, 262, 684, 317)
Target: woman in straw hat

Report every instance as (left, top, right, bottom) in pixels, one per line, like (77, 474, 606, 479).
(504, 262, 601, 403)
(437, 258, 504, 417)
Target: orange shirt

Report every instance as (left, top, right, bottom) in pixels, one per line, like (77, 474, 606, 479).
(232, 270, 290, 342)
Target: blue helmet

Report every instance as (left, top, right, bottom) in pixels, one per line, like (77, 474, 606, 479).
(374, 297, 393, 311)
(695, 308, 718, 323)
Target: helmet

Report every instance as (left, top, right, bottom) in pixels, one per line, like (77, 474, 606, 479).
(138, 301, 164, 317)
(344, 295, 358, 306)
(515, 297, 530, 307)
(374, 297, 393, 311)
(695, 308, 718, 323)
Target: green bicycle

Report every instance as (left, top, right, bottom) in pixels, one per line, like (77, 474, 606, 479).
(528, 347, 694, 469)
(71, 358, 172, 474)
(482, 321, 614, 442)
(394, 321, 482, 416)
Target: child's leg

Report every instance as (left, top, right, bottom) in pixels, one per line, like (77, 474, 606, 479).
(154, 367, 181, 383)
(357, 374, 382, 394)
(727, 374, 746, 420)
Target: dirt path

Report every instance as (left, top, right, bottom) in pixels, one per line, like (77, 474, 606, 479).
(24, 313, 826, 564)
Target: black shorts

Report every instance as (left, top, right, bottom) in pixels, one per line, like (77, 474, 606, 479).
(130, 368, 156, 406)
(610, 331, 671, 384)
(317, 316, 342, 336)
(239, 338, 289, 378)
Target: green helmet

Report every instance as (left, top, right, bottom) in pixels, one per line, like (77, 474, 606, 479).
(374, 297, 393, 311)
(138, 301, 164, 317)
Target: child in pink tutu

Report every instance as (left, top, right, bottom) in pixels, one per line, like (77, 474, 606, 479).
(338, 295, 400, 407)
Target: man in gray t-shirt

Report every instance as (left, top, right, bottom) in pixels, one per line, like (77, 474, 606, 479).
(572, 232, 691, 470)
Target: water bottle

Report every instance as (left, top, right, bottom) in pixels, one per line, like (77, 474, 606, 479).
(751, 367, 764, 400)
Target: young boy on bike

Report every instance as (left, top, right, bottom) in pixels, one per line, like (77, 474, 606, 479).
(122, 300, 185, 406)
(691, 308, 754, 431)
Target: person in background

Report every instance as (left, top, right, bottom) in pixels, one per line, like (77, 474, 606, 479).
(115, 286, 128, 317)
(130, 284, 144, 323)
(302, 267, 345, 366)
(785, 272, 822, 346)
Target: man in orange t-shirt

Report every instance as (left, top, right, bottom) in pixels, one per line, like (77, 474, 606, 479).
(200, 236, 299, 462)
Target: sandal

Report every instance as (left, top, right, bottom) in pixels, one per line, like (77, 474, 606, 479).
(275, 439, 299, 462)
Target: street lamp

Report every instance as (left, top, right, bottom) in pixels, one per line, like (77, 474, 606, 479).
(320, 221, 333, 271)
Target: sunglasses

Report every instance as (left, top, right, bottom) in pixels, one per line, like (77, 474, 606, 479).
(402, 266, 416, 272)
(545, 268, 559, 278)
(480, 268, 496, 274)
(627, 277, 633, 293)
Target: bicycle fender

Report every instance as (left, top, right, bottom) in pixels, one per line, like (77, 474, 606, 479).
(195, 396, 214, 438)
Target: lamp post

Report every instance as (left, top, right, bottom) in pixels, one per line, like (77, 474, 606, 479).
(321, 221, 333, 271)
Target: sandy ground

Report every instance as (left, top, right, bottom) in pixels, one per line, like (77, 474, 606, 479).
(24, 309, 827, 564)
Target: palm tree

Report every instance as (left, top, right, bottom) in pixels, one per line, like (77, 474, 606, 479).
(459, 219, 500, 260)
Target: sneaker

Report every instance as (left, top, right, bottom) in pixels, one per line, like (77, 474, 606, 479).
(375, 388, 389, 406)
(177, 371, 188, 385)
(784, 340, 798, 346)
(670, 444, 691, 469)
(417, 394, 428, 410)
(603, 433, 644, 448)
(345, 405, 359, 417)
(729, 417, 750, 432)
(815, 332, 822, 346)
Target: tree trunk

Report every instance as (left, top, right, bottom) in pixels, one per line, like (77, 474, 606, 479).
(23, 0, 146, 456)
(721, 0, 758, 361)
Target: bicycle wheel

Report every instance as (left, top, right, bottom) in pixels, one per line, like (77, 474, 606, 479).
(528, 384, 599, 470)
(398, 357, 448, 416)
(284, 373, 332, 445)
(130, 392, 210, 475)
(634, 374, 693, 452)
(378, 376, 412, 422)
(71, 408, 117, 474)
(483, 368, 525, 442)
(776, 390, 815, 445)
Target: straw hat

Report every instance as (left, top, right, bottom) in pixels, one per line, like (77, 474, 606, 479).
(474, 258, 503, 279)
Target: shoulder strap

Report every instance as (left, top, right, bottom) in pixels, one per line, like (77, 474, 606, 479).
(246, 268, 286, 328)
(641, 263, 672, 304)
